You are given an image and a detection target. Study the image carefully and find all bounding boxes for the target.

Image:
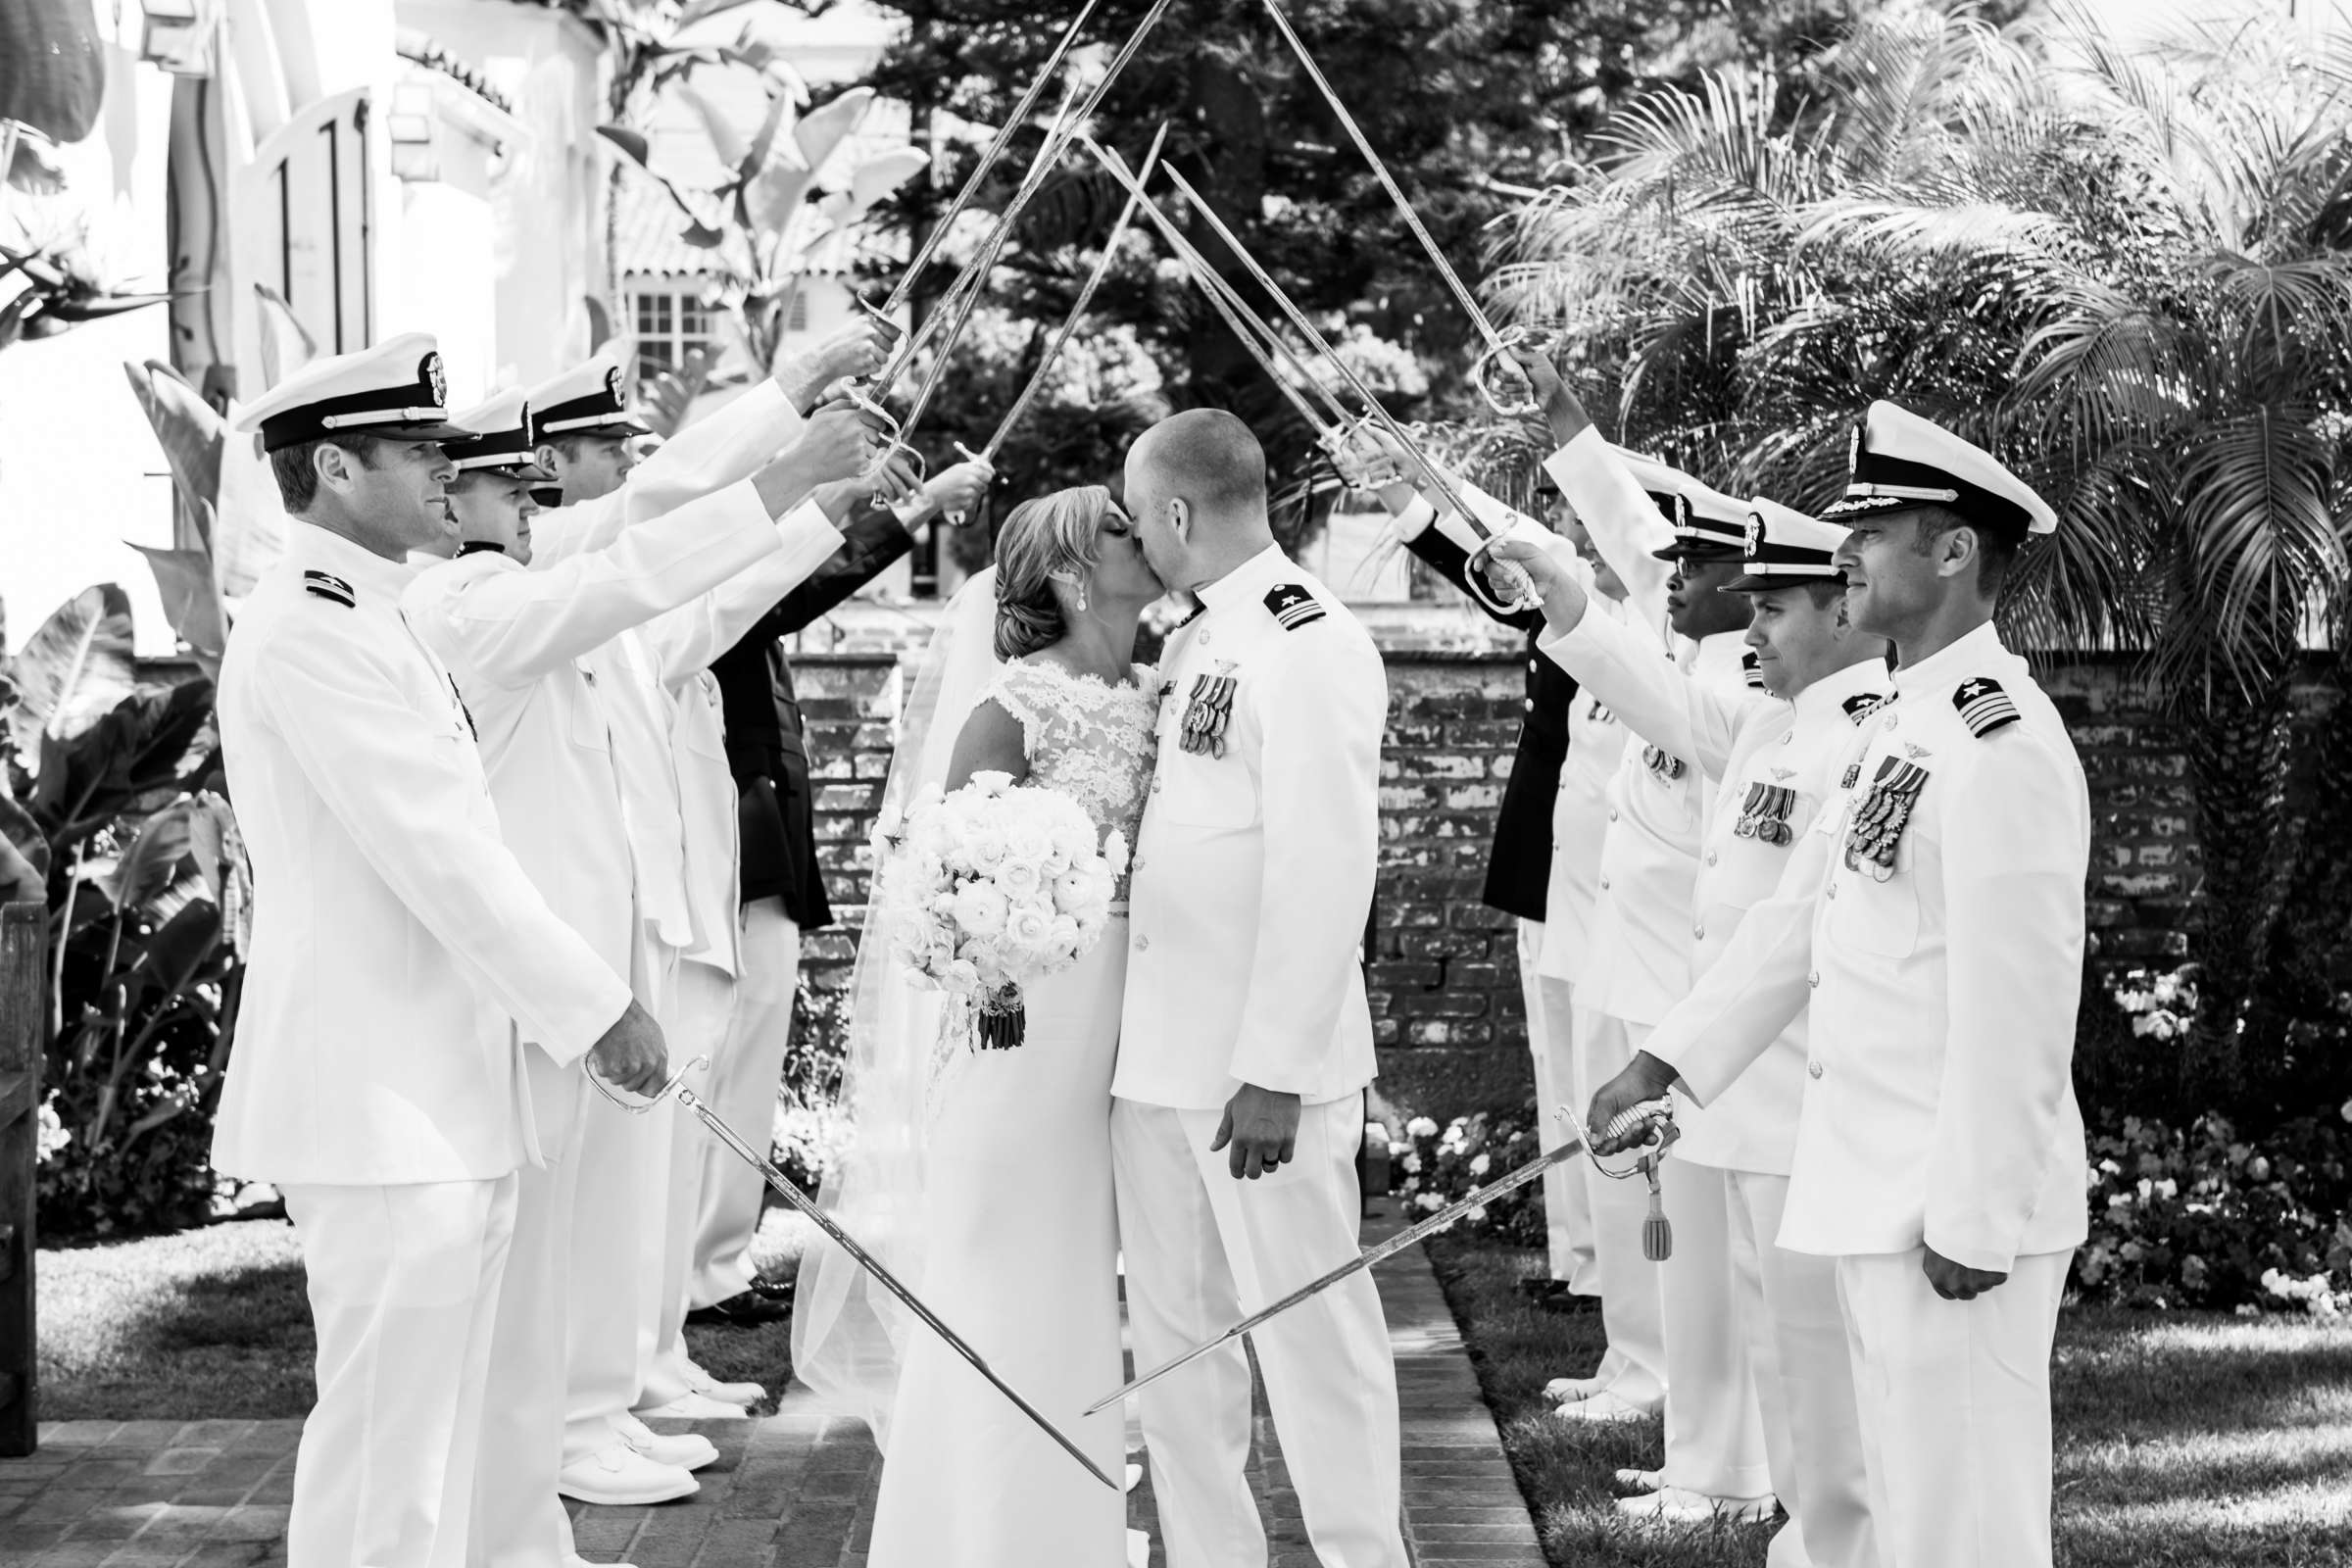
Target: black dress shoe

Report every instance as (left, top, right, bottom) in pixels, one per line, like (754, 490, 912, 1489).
(685, 1277, 796, 1327)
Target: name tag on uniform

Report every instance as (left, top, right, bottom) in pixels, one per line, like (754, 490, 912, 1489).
(1843, 756, 1929, 880)
(1181, 663, 1239, 758)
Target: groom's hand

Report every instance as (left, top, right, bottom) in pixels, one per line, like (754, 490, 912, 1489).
(1211, 1083, 1302, 1180)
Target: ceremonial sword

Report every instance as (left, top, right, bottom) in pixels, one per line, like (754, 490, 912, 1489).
(1254, 0, 1542, 418)
(1144, 158, 1543, 614)
(1081, 1101, 1680, 1416)
(1077, 138, 1386, 487)
(588, 1059, 1119, 1492)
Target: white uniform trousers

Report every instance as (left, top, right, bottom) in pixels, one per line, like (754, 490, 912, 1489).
(1112, 1096, 1408, 1568)
(1572, 1008, 1668, 1409)
(642, 956, 738, 1406)
(468, 1129, 586, 1567)
(1518, 921, 1595, 1291)
(1724, 1170, 1875, 1568)
(564, 936, 678, 1463)
(1838, 1248, 2072, 1568)
(282, 1176, 516, 1568)
(1656, 1160, 1771, 1499)
(687, 898, 801, 1308)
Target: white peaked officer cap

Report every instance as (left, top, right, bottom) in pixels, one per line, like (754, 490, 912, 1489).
(235, 332, 475, 453)
(1612, 446, 1749, 562)
(445, 390, 556, 481)
(1727, 498, 1850, 592)
(1821, 402, 2058, 537)
(526, 349, 652, 439)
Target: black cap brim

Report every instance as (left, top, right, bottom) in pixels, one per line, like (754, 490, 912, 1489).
(1727, 570, 1844, 593)
(368, 418, 479, 446)
(1654, 543, 1746, 564)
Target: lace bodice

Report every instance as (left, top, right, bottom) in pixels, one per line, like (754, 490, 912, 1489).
(984, 660, 1161, 865)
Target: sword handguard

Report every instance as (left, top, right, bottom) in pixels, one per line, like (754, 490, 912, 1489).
(1472, 333, 1544, 419)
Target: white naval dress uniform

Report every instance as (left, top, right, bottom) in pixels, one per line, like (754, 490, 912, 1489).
(530, 382, 816, 1451)
(1546, 600, 1890, 1565)
(403, 491, 840, 1562)
(214, 523, 635, 1568)
(1644, 620, 2090, 1568)
(633, 497, 851, 1406)
(1113, 546, 1403, 1568)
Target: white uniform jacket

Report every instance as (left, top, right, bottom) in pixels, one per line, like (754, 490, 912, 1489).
(1538, 685, 1631, 985)
(1544, 600, 1893, 1174)
(1116, 548, 1388, 1110)
(213, 523, 635, 1187)
(400, 488, 838, 1106)
(639, 497, 848, 976)
(1645, 621, 2091, 1272)
(528, 381, 806, 567)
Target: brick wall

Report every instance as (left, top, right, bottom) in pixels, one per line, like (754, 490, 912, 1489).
(780, 623, 2330, 1122)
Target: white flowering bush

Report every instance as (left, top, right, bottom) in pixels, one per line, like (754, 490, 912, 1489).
(871, 771, 1126, 1049)
(2112, 964, 2200, 1042)
(1378, 1108, 1547, 1246)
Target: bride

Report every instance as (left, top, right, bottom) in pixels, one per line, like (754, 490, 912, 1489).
(792, 484, 1166, 1567)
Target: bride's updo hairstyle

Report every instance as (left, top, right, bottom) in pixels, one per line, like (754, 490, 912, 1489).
(993, 485, 1114, 660)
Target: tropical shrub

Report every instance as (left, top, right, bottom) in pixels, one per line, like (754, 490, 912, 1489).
(1, 585, 243, 1236)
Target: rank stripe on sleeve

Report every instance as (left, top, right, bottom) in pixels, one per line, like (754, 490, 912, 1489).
(1953, 677, 2021, 736)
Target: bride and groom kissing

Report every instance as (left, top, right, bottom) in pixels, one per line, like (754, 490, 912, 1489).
(792, 408, 1410, 1568)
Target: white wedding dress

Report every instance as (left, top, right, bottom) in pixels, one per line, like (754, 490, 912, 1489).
(861, 658, 1161, 1568)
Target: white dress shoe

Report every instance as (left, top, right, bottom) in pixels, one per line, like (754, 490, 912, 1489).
(681, 1357, 765, 1406)
(557, 1444, 700, 1506)
(1548, 1390, 1657, 1424)
(1124, 1462, 1144, 1494)
(1544, 1373, 1610, 1404)
(1613, 1467, 1663, 1493)
(636, 1390, 752, 1420)
(1616, 1486, 1778, 1525)
(617, 1412, 719, 1472)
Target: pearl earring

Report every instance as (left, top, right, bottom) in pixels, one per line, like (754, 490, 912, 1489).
(1077, 583, 1090, 614)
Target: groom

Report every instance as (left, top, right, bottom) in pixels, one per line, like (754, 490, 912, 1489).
(1115, 409, 1405, 1568)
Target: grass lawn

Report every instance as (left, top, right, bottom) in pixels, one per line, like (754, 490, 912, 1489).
(1428, 1236, 2352, 1568)
(34, 1211, 817, 1423)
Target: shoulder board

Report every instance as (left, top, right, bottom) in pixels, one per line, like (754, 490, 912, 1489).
(1842, 692, 1890, 725)
(457, 540, 507, 558)
(1264, 582, 1325, 631)
(1953, 676, 2021, 737)
(1741, 649, 1766, 689)
(302, 569, 356, 608)
(1172, 599, 1204, 631)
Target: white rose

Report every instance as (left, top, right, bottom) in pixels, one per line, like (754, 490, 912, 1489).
(1102, 828, 1131, 877)
(1006, 823, 1051, 862)
(1053, 868, 1098, 914)
(966, 828, 1009, 872)
(1049, 913, 1081, 949)
(968, 769, 1016, 797)
(951, 883, 1010, 938)
(1005, 905, 1054, 947)
(998, 859, 1044, 899)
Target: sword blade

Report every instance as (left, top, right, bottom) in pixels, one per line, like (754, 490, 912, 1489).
(673, 1086, 1120, 1492)
(1255, 0, 1508, 355)
(1082, 1133, 1590, 1416)
(879, 0, 1111, 317)
(977, 123, 1171, 464)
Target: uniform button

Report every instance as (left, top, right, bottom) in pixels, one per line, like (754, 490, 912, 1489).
(1607, 808, 1619, 822)
(582, 669, 597, 685)
(1134, 934, 1151, 952)
(1199, 630, 1212, 646)
(1599, 876, 1611, 891)
(1529, 658, 1541, 674)
(1807, 1061, 1824, 1080)
(1524, 697, 1535, 712)
(1151, 780, 1162, 795)
(1692, 923, 1706, 940)
(1827, 881, 1838, 899)
(1705, 851, 1718, 865)
(1807, 970, 1821, 988)
(1780, 732, 1791, 745)
(1885, 712, 1898, 730)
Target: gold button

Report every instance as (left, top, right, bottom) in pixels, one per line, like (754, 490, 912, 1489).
(1808, 970, 1821, 988)
(1529, 659, 1541, 674)
(1607, 808, 1619, 822)
(1886, 713, 1899, 730)
(1151, 780, 1162, 795)
(1135, 934, 1151, 952)
(1599, 876, 1611, 891)
(1200, 631, 1212, 647)
(1808, 1061, 1824, 1080)
(1693, 923, 1706, 940)
(1780, 732, 1791, 745)
(1827, 882, 1838, 899)
(1524, 698, 1535, 712)
(1705, 852, 1718, 865)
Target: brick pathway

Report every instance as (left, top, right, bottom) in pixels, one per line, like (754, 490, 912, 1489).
(1, 1212, 1543, 1568)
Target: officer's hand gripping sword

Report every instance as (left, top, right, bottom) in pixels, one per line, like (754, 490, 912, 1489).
(588, 1058, 1119, 1492)
(1253, 0, 1544, 418)
(1081, 1100, 1679, 1416)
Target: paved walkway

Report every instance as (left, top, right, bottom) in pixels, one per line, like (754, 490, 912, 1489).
(0, 1211, 1544, 1568)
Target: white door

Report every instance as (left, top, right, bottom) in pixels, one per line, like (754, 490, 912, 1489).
(230, 86, 374, 363)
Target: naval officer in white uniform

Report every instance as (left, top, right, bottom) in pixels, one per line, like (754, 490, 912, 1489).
(212, 336, 666, 1568)
(1592, 404, 2090, 1568)
(1489, 499, 1889, 1564)
(1114, 410, 1406, 1568)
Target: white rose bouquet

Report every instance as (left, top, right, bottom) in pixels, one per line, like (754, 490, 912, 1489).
(870, 770, 1127, 1050)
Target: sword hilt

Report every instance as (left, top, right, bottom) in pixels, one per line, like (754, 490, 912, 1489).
(585, 1054, 710, 1113)
(1471, 330, 1544, 418)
